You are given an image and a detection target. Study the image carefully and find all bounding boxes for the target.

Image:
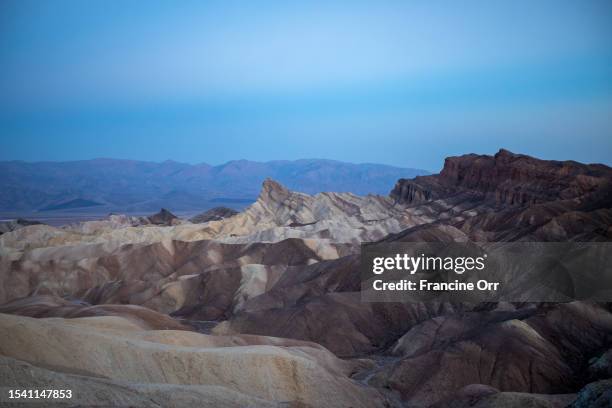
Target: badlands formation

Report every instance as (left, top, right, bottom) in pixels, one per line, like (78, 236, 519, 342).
(1, 149, 612, 407)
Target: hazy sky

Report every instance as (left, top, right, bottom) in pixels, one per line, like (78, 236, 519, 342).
(1, 0, 611, 171)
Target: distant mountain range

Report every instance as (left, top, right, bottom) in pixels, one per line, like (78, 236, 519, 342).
(0, 158, 428, 212)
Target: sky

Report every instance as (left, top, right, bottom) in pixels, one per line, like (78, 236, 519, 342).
(0, 0, 611, 172)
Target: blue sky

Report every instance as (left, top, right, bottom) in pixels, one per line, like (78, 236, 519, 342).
(1, 0, 611, 171)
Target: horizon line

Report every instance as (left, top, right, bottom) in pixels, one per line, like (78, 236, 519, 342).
(0, 156, 433, 171)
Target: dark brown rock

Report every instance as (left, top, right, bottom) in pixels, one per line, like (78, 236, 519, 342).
(147, 208, 180, 225)
(189, 207, 238, 223)
(392, 149, 612, 207)
(370, 302, 612, 406)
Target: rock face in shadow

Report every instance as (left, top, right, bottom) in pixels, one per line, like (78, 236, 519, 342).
(569, 379, 612, 408)
(190, 207, 238, 223)
(146, 208, 180, 225)
(392, 149, 612, 207)
(370, 302, 612, 406)
(390, 149, 612, 242)
(218, 254, 463, 356)
(431, 384, 576, 408)
(0, 218, 42, 235)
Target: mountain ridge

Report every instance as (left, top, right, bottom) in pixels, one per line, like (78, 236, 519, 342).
(391, 148, 612, 207)
(0, 158, 428, 212)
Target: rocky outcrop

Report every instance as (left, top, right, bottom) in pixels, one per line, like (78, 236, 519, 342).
(235, 178, 414, 239)
(146, 208, 180, 225)
(432, 385, 575, 408)
(0, 218, 41, 235)
(370, 302, 612, 406)
(190, 207, 238, 223)
(569, 379, 612, 408)
(392, 149, 612, 207)
(391, 149, 612, 242)
(587, 349, 612, 380)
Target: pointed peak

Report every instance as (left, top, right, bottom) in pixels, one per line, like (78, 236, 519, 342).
(262, 178, 289, 193)
(147, 208, 179, 225)
(259, 178, 291, 204)
(495, 148, 516, 158)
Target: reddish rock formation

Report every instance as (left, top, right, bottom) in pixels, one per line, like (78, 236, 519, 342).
(391, 149, 612, 242)
(392, 149, 612, 207)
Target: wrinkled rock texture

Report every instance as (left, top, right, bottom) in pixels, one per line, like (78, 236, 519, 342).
(1, 149, 611, 407)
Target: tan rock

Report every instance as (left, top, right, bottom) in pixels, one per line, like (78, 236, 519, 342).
(0, 313, 384, 407)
